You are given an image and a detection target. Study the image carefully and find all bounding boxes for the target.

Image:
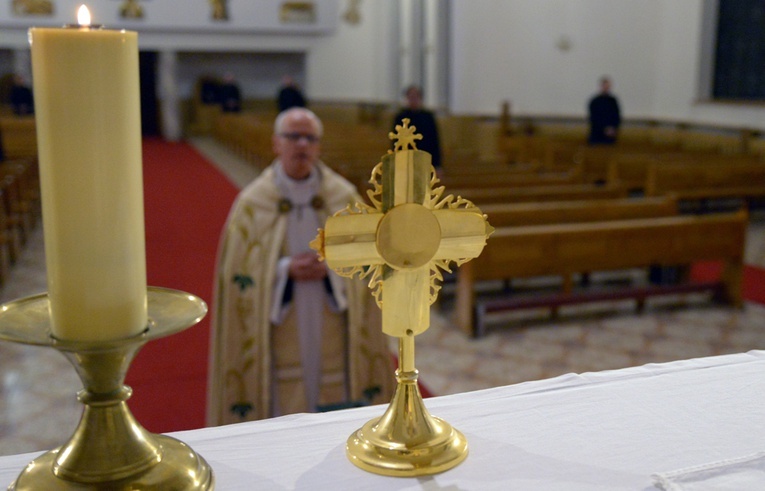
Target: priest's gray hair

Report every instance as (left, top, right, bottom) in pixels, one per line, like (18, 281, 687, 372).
(274, 107, 323, 137)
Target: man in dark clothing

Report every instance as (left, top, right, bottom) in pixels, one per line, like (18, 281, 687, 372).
(277, 75, 307, 112)
(219, 73, 242, 113)
(10, 75, 34, 116)
(588, 76, 621, 145)
(392, 85, 442, 172)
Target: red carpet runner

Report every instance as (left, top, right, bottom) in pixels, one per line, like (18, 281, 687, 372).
(128, 138, 765, 433)
(126, 138, 239, 432)
(691, 261, 765, 305)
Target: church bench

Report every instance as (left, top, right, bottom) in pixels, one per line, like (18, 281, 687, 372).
(454, 210, 747, 337)
(679, 131, 745, 154)
(748, 134, 765, 160)
(608, 152, 764, 193)
(505, 138, 677, 182)
(0, 159, 40, 267)
(0, 194, 12, 285)
(480, 196, 678, 228)
(644, 160, 765, 202)
(527, 135, 746, 186)
(443, 160, 542, 176)
(448, 183, 628, 205)
(572, 143, 681, 184)
(607, 152, 693, 191)
(213, 113, 272, 167)
(212, 111, 389, 171)
(187, 103, 221, 136)
(0, 160, 40, 254)
(212, 112, 391, 174)
(0, 116, 37, 160)
(0, 165, 18, 284)
(441, 167, 581, 189)
(477, 196, 680, 304)
(322, 143, 388, 170)
(496, 134, 554, 167)
(322, 136, 389, 193)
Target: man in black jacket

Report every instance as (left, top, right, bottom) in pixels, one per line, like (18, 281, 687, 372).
(588, 76, 621, 145)
(392, 85, 442, 172)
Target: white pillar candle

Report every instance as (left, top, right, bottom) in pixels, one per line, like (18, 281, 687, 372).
(29, 6, 147, 342)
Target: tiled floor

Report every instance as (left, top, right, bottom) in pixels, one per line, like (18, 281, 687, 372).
(0, 137, 763, 458)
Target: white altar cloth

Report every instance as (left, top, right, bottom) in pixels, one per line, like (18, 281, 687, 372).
(3, 351, 765, 490)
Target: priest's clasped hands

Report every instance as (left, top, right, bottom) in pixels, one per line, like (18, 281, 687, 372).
(289, 251, 328, 281)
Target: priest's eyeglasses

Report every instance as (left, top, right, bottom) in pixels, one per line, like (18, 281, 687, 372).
(279, 132, 320, 144)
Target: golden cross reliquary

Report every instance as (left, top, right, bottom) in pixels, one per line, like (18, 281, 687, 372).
(311, 119, 493, 476)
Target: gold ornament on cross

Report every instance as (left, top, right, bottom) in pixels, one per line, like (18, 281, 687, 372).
(311, 118, 493, 476)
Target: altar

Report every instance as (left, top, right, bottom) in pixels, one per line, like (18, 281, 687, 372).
(2, 350, 765, 489)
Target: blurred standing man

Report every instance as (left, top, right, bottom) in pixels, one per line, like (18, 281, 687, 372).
(207, 107, 392, 425)
(588, 76, 621, 145)
(392, 85, 442, 173)
(277, 75, 307, 112)
(218, 73, 241, 113)
(10, 74, 33, 116)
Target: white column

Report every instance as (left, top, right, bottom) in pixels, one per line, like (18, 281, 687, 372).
(397, 0, 449, 110)
(398, 0, 424, 94)
(158, 50, 181, 141)
(12, 48, 31, 83)
(423, 0, 449, 111)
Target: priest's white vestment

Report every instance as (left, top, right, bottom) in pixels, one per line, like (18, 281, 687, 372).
(207, 161, 394, 426)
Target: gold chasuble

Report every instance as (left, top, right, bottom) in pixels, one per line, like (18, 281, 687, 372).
(207, 161, 394, 426)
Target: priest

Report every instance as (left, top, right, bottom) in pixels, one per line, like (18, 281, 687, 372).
(207, 107, 394, 425)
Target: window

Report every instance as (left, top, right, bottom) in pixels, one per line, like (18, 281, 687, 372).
(713, 0, 765, 100)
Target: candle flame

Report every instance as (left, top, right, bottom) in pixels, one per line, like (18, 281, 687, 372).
(77, 5, 91, 27)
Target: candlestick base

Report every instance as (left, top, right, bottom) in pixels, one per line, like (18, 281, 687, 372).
(346, 367, 468, 477)
(0, 287, 214, 490)
(9, 435, 211, 490)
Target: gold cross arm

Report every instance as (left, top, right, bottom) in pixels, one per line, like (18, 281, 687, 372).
(311, 120, 493, 338)
(320, 208, 488, 269)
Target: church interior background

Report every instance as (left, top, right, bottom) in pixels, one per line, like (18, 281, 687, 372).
(0, 0, 764, 455)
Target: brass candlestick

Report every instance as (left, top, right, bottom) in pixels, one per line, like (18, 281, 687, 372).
(0, 287, 214, 490)
(311, 120, 493, 476)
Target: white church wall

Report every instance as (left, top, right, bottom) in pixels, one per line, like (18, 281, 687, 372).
(0, 0, 761, 129)
(650, 0, 765, 130)
(307, 0, 398, 104)
(0, 0, 339, 34)
(449, 0, 765, 130)
(174, 51, 305, 101)
(0, 0, 394, 105)
(449, 0, 662, 118)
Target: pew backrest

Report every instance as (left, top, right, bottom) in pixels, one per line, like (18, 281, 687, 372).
(480, 196, 678, 228)
(448, 184, 628, 205)
(473, 211, 746, 280)
(645, 161, 765, 199)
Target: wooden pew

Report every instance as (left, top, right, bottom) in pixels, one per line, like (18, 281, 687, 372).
(454, 210, 748, 337)
(496, 134, 553, 166)
(606, 152, 691, 191)
(211, 111, 391, 193)
(213, 113, 273, 167)
(448, 184, 627, 205)
(476, 196, 679, 312)
(444, 160, 541, 177)
(0, 116, 37, 160)
(0, 192, 12, 285)
(574, 142, 671, 184)
(0, 159, 40, 253)
(441, 167, 581, 189)
(645, 160, 765, 202)
(608, 152, 763, 193)
(480, 196, 678, 228)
